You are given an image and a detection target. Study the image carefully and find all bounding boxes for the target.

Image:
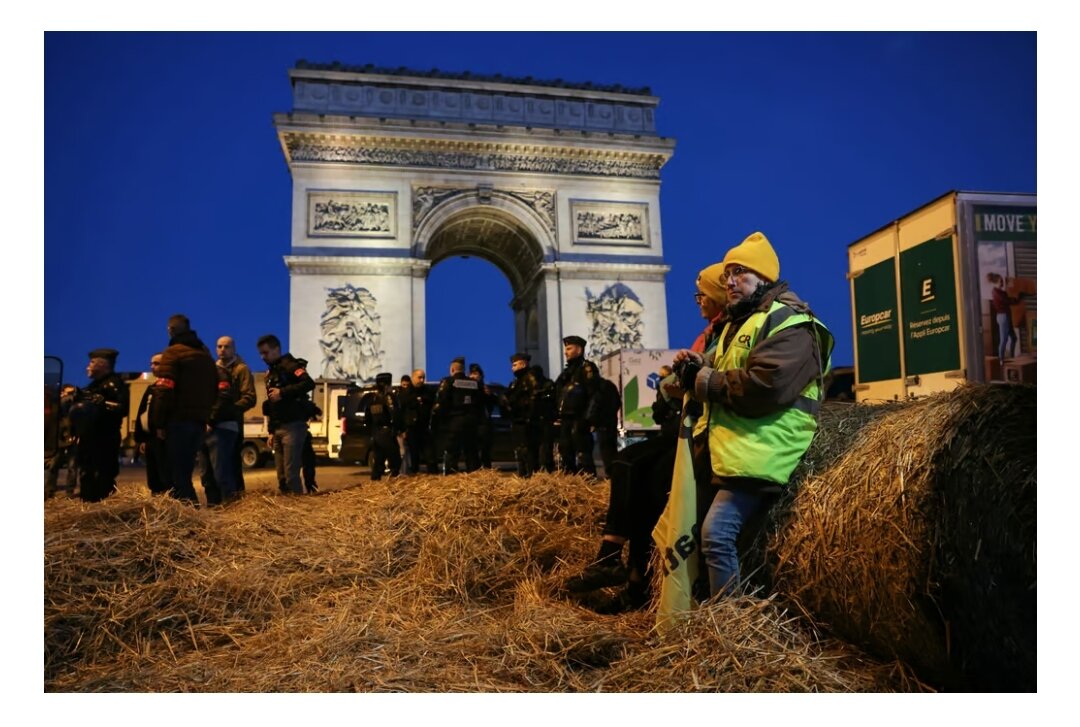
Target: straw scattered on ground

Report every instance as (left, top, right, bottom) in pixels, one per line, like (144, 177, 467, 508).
(46, 470, 928, 692)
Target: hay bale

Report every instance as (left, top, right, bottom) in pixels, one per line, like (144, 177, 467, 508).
(767, 384, 1036, 691)
(45, 470, 927, 692)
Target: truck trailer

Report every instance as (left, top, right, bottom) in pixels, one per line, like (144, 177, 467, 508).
(848, 191, 1036, 402)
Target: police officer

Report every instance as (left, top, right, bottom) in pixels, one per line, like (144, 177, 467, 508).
(554, 335, 601, 475)
(432, 357, 481, 474)
(257, 334, 316, 495)
(530, 364, 557, 473)
(502, 352, 540, 478)
(69, 348, 129, 502)
(364, 372, 402, 480)
(469, 363, 495, 469)
(400, 369, 435, 474)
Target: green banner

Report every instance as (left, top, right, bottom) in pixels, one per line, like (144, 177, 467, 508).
(973, 205, 1037, 242)
(853, 257, 902, 383)
(901, 236, 961, 376)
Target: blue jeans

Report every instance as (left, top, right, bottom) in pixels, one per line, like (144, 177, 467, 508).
(274, 421, 308, 494)
(206, 426, 239, 502)
(701, 487, 767, 596)
(997, 312, 1016, 363)
(167, 420, 205, 504)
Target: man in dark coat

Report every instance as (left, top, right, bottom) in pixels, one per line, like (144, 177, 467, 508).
(69, 348, 129, 502)
(502, 352, 540, 478)
(150, 314, 218, 505)
(554, 335, 600, 475)
(432, 357, 482, 473)
(364, 372, 402, 480)
(257, 333, 316, 495)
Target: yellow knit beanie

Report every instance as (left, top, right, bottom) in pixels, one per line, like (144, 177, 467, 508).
(722, 231, 779, 282)
(695, 262, 728, 305)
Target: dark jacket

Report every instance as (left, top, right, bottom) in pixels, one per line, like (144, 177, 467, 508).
(263, 353, 316, 427)
(554, 355, 600, 421)
(503, 367, 539, 424)
(150, 330, 218, 427)
(70, 372, 128, 439)
(134, 385, 155, 443)
(432, 372, 482, 423)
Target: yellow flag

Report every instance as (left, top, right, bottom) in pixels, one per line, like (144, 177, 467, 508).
(652, 396, 700, 633)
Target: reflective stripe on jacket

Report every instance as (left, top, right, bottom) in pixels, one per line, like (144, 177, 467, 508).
(708, 300, 834, 484)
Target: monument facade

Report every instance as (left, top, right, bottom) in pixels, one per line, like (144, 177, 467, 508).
(274, 62, 675, 381)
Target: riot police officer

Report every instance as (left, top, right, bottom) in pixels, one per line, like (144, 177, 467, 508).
(554, 335, 600, 475)
(530, 364, 557, 473)
(69, 348, 129, 502)
(502, 352, 540, 478)
(364, 372, 402, 480)
(432, 357, 482, 474)
(469, 363, 495, 469)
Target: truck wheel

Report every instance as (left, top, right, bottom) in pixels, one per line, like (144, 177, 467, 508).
(241, 443, 261, 469)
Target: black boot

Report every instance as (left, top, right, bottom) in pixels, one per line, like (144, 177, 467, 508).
(565, 539, 628, 593)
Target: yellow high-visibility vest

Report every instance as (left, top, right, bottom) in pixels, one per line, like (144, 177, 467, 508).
(708, 301, 834, 484)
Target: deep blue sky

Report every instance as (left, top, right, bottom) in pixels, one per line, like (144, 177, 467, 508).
(44, 31, 1036, 385)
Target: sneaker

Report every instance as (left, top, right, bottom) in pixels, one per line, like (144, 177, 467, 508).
(564, 559, 628, 593)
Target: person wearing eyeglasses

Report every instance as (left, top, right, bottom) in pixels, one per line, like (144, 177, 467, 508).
(672, 231, 834, 598)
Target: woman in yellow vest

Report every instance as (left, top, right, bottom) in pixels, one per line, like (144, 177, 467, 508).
(673, 232, 833, 597)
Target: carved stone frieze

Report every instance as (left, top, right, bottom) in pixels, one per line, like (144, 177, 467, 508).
(412, 185, 556, 235)
(285, 135, 663, 180)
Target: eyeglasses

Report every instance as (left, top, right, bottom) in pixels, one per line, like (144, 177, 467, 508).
(722, 265, 752, 283)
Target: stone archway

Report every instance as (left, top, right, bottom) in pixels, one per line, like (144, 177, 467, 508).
(276, 62, 675, 382)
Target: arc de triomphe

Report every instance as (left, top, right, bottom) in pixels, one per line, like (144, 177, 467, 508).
(274, 62, 675, 382)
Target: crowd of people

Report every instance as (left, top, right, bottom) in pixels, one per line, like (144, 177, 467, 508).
(45, 315, 317, 507)
(351, 338, 622, 481)
(46, 231, 833, 613)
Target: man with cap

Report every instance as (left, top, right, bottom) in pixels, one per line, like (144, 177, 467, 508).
(469, 363, 495, 469)
(673, 231, 834, 597)
(432, 357, 482, 473)
(364, 372, 403, 480)
(554, 335, 601, 475)
(68, 348, 129, 502)
(502, 353, 541, 478)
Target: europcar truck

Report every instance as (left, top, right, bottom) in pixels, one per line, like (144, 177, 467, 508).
(848, 191, 1036, 402)
(598, 348, 680, 432)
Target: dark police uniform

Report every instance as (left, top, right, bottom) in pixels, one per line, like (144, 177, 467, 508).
(263, 352, 316, 494)
(470, 364, 495, 469)
(503, 353, 540, 478)
(70, 349, 129, 502)
(531, 365, 557, 473)
(432, 358, 482, 474)
(554, 336, 600, 475)
(363, 373, 402, 480)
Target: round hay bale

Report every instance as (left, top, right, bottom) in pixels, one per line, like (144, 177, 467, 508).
(767, 384, 1036, 691)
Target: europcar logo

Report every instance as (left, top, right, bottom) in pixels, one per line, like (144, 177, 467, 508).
(860, 309, 893, 329)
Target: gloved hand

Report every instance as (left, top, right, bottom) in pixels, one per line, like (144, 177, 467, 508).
(674, 351, 705, 391)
